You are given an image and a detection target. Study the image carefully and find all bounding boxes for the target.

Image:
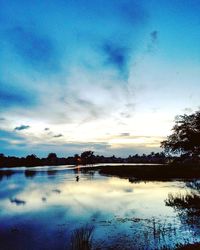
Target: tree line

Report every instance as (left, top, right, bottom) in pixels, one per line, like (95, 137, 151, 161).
(0, 109, 199, 168)
(0, 151, 167, 168)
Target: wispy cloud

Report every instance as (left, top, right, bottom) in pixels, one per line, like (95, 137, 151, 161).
(147, 30, 159, 53)
(0, 81, 36, 109)
(5, 26, 60, 73)
(102, 41, 129, 77)
(10, 198, 26, 206)
(14, 125, 30, 131)
(53, 134, 63, 138)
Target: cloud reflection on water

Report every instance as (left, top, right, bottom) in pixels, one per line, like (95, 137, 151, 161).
(0, 168, 198, 249)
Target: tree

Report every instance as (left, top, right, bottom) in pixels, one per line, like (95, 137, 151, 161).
(47, 153, 58, 165)
(47, 153, 57, 159)
(26, 154, 38, 160)
(161, 110, 200, 156)
(80, 151, 94, 165)
(74, 154, 81, 165)
(25, 154, 39, 166)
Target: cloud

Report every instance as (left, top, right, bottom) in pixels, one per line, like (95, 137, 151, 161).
(147, 30, 158, 53)
(0, 81, 36, 109)
(102, 41, 129, 76)
(119, 133, 130, 137)
(0, 129, 26, 143)
(10, 198, 26, 206)
(14, 125, 30, 131)
(150, 30, 158, 42)
(0, 0, 180, 158)
(5, 26, 60, 72)
(53, 134, 63, 138)
(52, 189, 61, 194)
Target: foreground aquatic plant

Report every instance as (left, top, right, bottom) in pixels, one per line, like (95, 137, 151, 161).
(70, 225, 94, 250)
(165, 192, 200, 212)
(165, 187, 200, 233)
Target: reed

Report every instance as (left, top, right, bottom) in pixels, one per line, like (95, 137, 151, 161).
(70, 225, 94, 250)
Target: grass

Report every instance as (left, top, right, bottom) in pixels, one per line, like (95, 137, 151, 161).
(165, 185, 200, 229)
(70, 225, 94, 250)
(165, 192, 200, 211)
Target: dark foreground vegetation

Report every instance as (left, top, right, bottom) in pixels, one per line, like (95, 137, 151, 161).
(165, 181, 200, 226)
(98, 163, 200, 180)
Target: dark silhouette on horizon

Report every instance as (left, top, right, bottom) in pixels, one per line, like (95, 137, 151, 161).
(0, 151, 167, 168)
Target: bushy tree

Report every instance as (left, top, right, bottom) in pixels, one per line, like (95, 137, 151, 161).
(47, 153, 57, 159)
(161, 110, 200, 156)
(80, 151, 94, 164)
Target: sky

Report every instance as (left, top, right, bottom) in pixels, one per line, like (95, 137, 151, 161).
(0, 0, 200, 157)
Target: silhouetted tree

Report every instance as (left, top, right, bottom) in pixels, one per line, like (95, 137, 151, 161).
(74, 154, 81, 165)
(47, 153, 58, 165)
(80, 151, 94, 165)
(47, 153, 57, 159)
(25, 154, 39, 166)
(161, 110, 200, 156)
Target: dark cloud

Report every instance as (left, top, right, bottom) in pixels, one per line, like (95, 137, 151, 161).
(14, 125, 30, 131)
(147, 30, 158, 53)
(62, 141, 111, 153)
(52, 189, 61, 194)
(44, 128, 50, 131)
(0, 130, 28, 155)
(42, 197, 47, 202)
(0, 129, 26, 142)
(102, 41, 129, 76)
(150, 30, 158, 42)
(10, 198, 26, 206)
(5, 26, 60, 72)
(53, 134, 63, 138)
(75, 97, 103, 120)
(0, 81, 36, 109)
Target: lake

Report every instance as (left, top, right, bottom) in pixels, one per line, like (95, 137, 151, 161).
(0, 164, 199, 250)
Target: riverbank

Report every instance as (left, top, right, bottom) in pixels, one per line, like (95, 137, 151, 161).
(96, 163, 200, 180)
(0, 163, 200, 181)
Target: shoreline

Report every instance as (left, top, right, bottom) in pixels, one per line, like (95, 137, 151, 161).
(1, 163, 199, 181)
(89, 163, 200, 181)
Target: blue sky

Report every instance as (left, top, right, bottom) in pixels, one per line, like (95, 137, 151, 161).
(0, 0, 200, 157)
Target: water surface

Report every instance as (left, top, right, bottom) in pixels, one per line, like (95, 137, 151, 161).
(0, 165, 199, 249)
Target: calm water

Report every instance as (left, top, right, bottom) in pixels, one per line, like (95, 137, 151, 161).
(0, 165, 199, 250)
